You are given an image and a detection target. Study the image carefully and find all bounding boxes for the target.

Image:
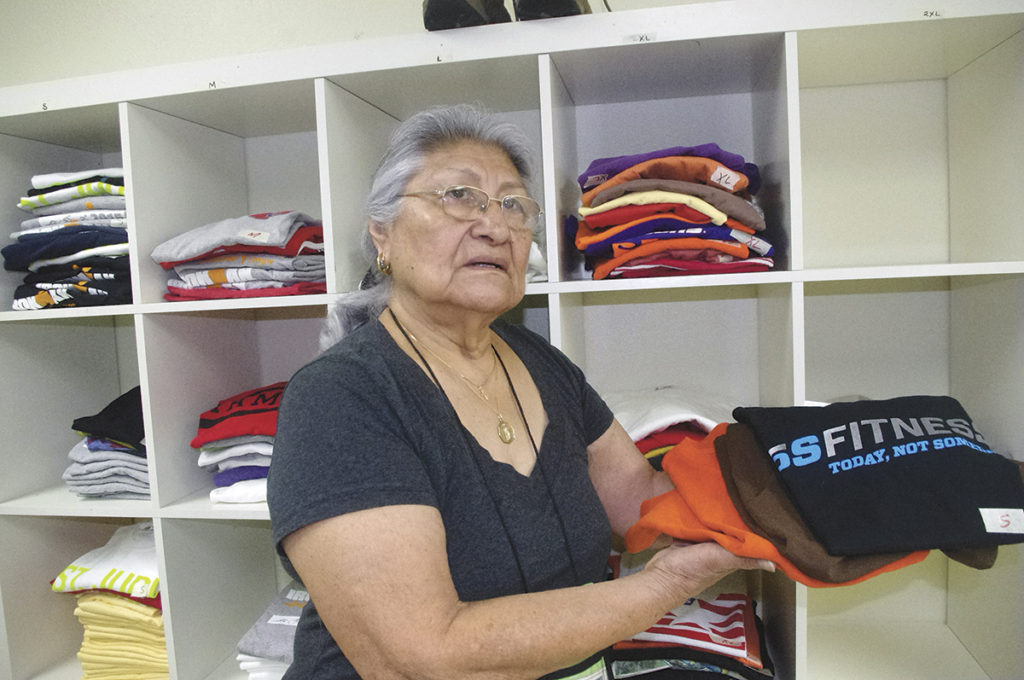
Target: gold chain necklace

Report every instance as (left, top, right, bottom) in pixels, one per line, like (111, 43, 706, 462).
(395, 316, 517, 444)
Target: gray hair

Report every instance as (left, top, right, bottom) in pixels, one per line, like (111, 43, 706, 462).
(319, 104, 537, 352)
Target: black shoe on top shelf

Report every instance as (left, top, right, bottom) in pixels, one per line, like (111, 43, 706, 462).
(514, 0, 591, 21)
(422, 0, 513, 30)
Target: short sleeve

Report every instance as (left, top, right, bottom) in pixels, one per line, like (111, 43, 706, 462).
(267, 344, 439, 576)
(580, 378, 614, 446)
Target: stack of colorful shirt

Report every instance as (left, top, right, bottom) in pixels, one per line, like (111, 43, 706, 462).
(236, 581, 308, 680)
(50, 522, 167, 680)
(190, 382, 284, 503)
(602, 385, 733, 470)
(607, 552, 772, 680)
(3, 167, 131, 310)
(150, 212, 326, 302)
(573, 144, 773, 279)
(64, 386, 149, 499)
(625, 396, 1024, 588)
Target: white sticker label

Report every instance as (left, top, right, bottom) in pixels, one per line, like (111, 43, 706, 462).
(239, 229, 271, 243)
(132, 578, 155, 598)
(708, 631, 744, 648)
(979, 508, 1024, 534)
(286, 588, 309, 602)
(624, 33, 657, 45)
(709, 165, 742, 192)
(267, 615, 300, 626)
(582, 173, 608, 189)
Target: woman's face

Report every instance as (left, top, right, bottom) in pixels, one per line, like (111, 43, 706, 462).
(372, 140, 535, 321)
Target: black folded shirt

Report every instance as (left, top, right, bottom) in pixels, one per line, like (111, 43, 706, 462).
(72, 386, 145, 451)
(733, 395, 1024, 556)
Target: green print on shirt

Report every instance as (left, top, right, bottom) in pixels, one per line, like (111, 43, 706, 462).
(54, 563, 160, 599)
(98, 568, 160, 599)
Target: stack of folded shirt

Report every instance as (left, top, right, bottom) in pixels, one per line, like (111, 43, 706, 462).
(236, 581, 308, 680)
(602, 385, 733, 470)
(150, 212, 326, 302)
(625, 396, 1024, 588)
(607, 552, 772, 680)
(73, 593, 168, 680)
(50, 522, 167, 680)
(190, 382, 284, 503)
(573, 144, 774, 279)
(3, 167, 131, 310)
(64, 386, 149, 499)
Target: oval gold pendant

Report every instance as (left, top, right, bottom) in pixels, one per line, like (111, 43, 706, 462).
(497, 418, 516, 444)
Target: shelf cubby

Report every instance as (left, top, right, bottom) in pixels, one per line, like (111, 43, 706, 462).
(137, 307, 323, 510)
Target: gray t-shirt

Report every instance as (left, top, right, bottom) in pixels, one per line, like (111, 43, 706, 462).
(267, 318, 614, 679)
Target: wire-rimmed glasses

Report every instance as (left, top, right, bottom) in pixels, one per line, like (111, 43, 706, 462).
(400, 185, 542, 232)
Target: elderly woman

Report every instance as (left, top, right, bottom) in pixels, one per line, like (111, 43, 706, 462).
(267, 104, 772, 680)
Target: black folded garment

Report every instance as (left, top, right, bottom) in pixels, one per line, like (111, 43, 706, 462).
(72, 386, 146, 451)
(31, 254, 132, 275)
(733, 395, 1024, 556)
(25, 175, 124, 196)
(13, 279, 132, 310)
(514, 0, 590, 21)
(2, 226, 127, 271)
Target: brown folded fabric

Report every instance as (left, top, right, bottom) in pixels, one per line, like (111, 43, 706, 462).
(586, 178, 766, 232)
(942, 545, 997, 570)
(715, 423, 919, 582)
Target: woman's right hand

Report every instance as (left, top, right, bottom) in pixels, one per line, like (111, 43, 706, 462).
(641, 540, 776, 605)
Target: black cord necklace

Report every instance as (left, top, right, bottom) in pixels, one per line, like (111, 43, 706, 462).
(386, 307, 581, 591)
(391, 315, 518, 445)
(494, 348, 583, 586)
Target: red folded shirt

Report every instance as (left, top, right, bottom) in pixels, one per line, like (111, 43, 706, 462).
(190, 382, 286, 448)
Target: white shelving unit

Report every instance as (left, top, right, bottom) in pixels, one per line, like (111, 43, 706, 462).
(1, 3, 1022, 679)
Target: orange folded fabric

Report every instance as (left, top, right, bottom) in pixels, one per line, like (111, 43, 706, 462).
(575, 213, 715, 253)
(592, 238, 749, 280)
(578, 202, 717, 232)
(580, 156, 751, 207)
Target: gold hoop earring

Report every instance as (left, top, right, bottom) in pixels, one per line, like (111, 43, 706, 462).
(376, 253, 392, 276)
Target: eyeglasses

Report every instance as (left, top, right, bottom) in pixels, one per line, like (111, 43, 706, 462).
(399, 185, 542, 232)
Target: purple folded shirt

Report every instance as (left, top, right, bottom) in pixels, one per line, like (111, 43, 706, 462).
(577, 143, 761, 195)
(213, 464, 270, 487)
(581, 222, 774, 257)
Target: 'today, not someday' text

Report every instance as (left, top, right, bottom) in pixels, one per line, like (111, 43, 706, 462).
(768, 415, 993, 475)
